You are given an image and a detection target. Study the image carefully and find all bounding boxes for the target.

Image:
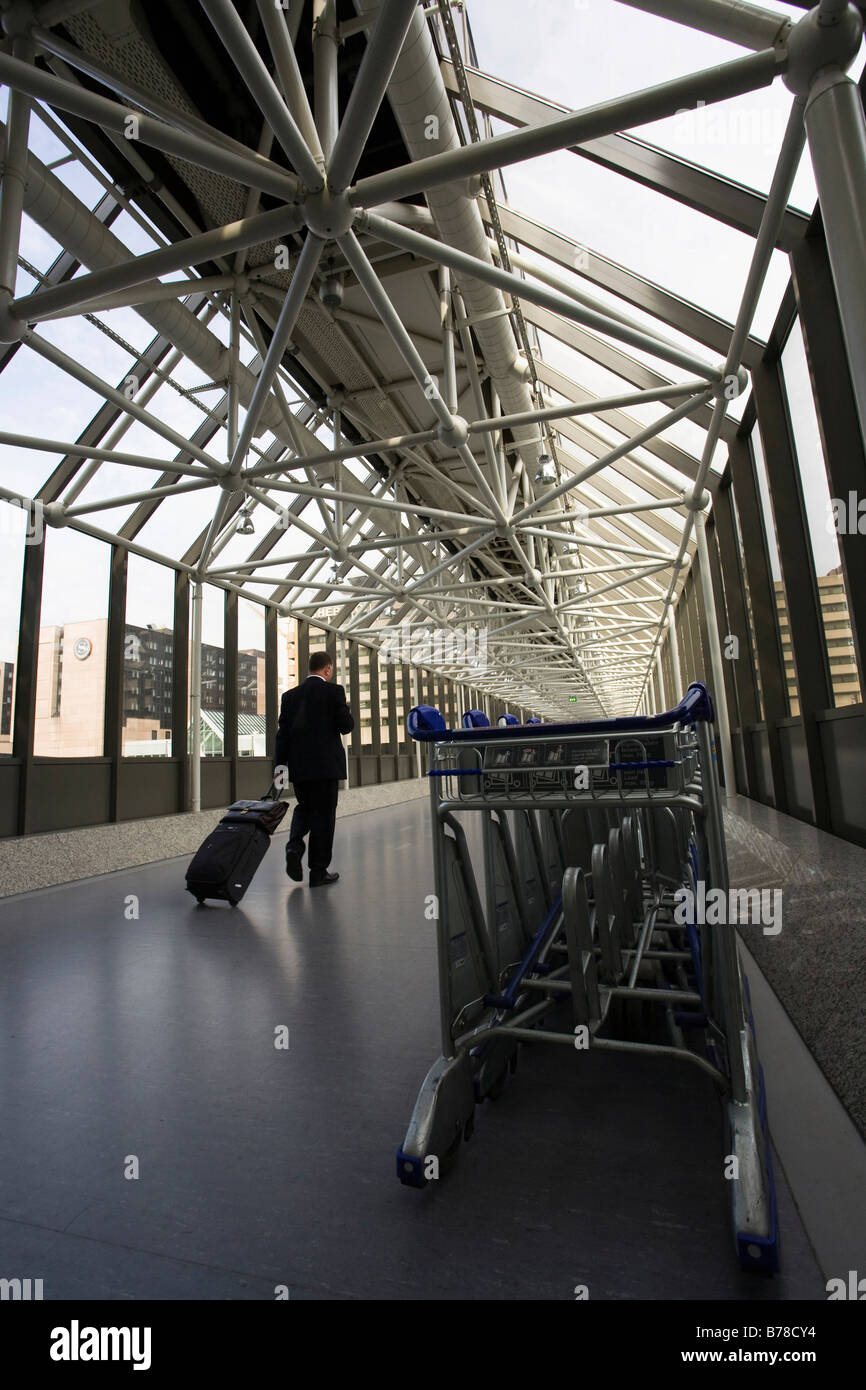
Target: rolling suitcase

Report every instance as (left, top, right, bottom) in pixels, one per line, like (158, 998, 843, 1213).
(186, 786, 289, 906)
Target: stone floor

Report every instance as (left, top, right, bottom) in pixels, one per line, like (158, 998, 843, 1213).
(724, 794, 866, 1141)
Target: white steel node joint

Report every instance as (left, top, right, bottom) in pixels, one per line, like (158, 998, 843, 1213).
(42, 502, 67, 528)
(0, 296, 26, 345)
(437, 415, 469, 448)
(783, 5, 863, 94)
(303, 190, 353, 240)
(686, 489, 712, 511)
(719, 365, 750, 396)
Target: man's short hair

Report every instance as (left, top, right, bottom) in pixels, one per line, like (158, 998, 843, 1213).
(309, 650, 334, 673)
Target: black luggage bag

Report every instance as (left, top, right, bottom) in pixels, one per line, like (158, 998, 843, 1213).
(186, 788, 289, 905)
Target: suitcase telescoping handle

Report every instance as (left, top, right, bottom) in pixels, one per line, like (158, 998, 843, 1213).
(263, 776, 286, 802)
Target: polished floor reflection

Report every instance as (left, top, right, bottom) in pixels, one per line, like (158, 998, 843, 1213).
(0, 799, 825, 1300)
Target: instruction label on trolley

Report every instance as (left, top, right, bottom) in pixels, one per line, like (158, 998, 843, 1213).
(482, 738, 611, 795)
(471, 734, 680, 796)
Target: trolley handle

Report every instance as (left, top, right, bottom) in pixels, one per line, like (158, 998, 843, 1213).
(407, 682, 714, 743)
(426, 768, 482, 777)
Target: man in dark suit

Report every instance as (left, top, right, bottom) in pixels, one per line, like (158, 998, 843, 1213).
(274, 651, 355, 887)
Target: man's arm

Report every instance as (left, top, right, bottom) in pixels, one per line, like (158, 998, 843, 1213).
(332, 682, 355, 735)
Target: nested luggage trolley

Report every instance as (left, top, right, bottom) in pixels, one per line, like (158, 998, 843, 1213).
(397, 683, 779, 1274)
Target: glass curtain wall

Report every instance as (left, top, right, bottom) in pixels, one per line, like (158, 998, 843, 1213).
(34, 529, 110, 757)
(123, 555, 174, 756)
(780, 318, 862, 708)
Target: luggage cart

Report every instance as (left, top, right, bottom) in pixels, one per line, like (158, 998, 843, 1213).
(396, 683, 779, 1274)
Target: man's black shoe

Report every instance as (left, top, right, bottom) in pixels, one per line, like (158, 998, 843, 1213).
(309, 871, 339, 887)
(285, 849, 303, 882)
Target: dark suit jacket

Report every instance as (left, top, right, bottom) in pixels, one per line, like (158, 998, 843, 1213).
(274, 675, 354, 782)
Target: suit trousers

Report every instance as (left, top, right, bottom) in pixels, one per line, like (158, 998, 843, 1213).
(287, 779, 339, 872)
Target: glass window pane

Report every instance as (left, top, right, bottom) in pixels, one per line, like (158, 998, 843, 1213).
(237, 599, 266, 756)
(751, 426, 799, 716)
(781, 318, 862, 708)
(0, 511, 28, 755)
(728, 488, 764, 720)
(194, 586, 225, 757)
(123, 554, 174, 757)
(358, 644, 373, 751)
(35, 529, 110, 756)
(379, 661, 391, 750)
(394, 669, 406, 750)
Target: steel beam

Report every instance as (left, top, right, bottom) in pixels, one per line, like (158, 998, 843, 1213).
(36, 275, 236, 319)
(229, 233, 324, 472)
(727, 433, 789, 811)
(31, 23, 271, 163)
(200, 0, 324, 192)
(713, 477, 761, 755)
(0, 49, 301, 203)
(637, 95, 807, 704)
(613, 0, 790, 50)
(753, 356, 833, 828)
(327, 0, 419, 193)
(695, 511, 736, 792)
(22, 330, 226, 472)
(492, 203, 768, 369)
(511, 390, 713, 523)
(313, 0, 339, 163)
(10, 203, 303, 326)
(362, 211, 723, 380)
(351, 48, 781, 205)
(338, 228, 504, 520)
(804, 68, 866, 446)
(519, 302, 738, 444)
(0, 36, 33, 301)
(792, 229, 866, 691)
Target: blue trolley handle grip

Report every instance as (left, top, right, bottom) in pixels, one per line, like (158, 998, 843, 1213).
(426, 768, 483, 777)
(407, 682, 714, 744)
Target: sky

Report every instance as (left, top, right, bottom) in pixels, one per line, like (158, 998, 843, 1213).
(0, 0, 856, 670)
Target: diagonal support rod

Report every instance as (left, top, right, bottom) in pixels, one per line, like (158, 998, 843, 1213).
(327, 0, 419, 193)
(360, 211, 724, 380)
(349, 47, 782, 206)
(0, 49, 302, 203)
(10, 203, 304, 325)
(338, 228, 504, 521)
(199, 0, 325, 192)
(230, 233, 325, 473)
